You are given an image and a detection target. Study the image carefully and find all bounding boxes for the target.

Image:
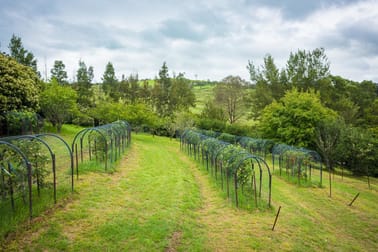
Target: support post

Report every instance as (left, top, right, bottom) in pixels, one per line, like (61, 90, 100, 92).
(272, 206, 282, 231)
(348, 193, 360, 206)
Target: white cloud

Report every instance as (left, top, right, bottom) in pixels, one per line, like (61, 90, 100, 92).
(0, 0, 377, 82)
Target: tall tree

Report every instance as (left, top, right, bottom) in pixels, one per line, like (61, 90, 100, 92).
(40, 79, 77, 132)
(75, 60, 94, 108)
(214, 75, 246, 124)
(152, 62, 172, 117)
(152, 63, 195, 117)
(259, 89, 337, 148)
(102, 62, 118, 99)
(247, 55, 290, 120)
(171, 73, 195, 111)
(50, 60, 68, 85)
(315, 118, 344, 196)
(0, 53, 41, 114)
(8, 34, 38, 74)
(286, 48, 330, 90)
(128, 74, 140, 104)
(200, 100, 226, 121)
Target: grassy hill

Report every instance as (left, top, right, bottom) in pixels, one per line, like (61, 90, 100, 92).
(191, 84, 216, 115)
(2, 131, 377, 251)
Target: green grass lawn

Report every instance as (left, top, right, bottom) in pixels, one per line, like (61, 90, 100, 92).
(2, 133, 377, 251)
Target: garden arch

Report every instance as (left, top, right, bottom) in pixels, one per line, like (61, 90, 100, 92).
(0, 141, 33, 219)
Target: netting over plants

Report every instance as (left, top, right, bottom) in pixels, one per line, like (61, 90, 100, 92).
(71, 120, 131, 174)
(181, 130, 272, 210)
(195, 129, 323, 187)
(272, 144, 323, 186)
(0, 133, 73, 222)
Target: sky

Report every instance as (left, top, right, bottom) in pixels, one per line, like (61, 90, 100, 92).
(1, 0, 377, 83)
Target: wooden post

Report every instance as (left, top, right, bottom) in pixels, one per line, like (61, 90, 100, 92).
(348, 193, 360, 206)
(234, 173, 238, 207)
(367, 167, 371, 190)
(272, 206, 282, 231)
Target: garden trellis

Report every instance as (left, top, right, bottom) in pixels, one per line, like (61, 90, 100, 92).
(0, 133, 73, 221)
(197, 129, 323, 187)
(71, 120, 131, 174)
(272, 144, 323, 186)
(238, 137, 275, 159)
(181, 130, 272, 209)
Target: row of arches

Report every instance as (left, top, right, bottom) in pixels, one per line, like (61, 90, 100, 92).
(197, 130, 323, 187)
(0, 133, 72, 220)
(71, 120, 131, 173)
(0, 120, 132, 223)
(181, 130, 272, 209)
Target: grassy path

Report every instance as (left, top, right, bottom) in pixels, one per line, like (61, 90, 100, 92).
(4, 134, 205, 251)
(2, 133, 378, 251)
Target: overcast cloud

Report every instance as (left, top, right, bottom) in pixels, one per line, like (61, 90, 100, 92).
(1, 0, 377, 82)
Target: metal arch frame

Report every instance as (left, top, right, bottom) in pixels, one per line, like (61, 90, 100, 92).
(71, 121, 131, 174)
(35, 133, 74, 192)
(2, 135, 58, 203)
(0, 141, 33, 219)
(113, 120, 131, 146)
(229, 153, 272, 207)
(72, 127, 109, 172)
(181, 129, 273, 209)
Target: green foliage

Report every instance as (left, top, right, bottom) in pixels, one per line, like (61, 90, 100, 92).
(75, 60, 94, 108)
(0, 53, 41, 114)
(200, 100, 226, 121)
(152, 63, 195, 117)
(195, 118, 226, 132)
(4, 111, 39, 135)
(286, 48, 330, 90)
(214, 75, 247, 124)
(170, 111, 196, 136)
(40, 80, 78, 132)
(259, 89, 337, 148)
(8, 34, 38, 74)
(315, 118, 344, 171)
(16, 140, 50, 189)
(89, 101, 158, 129)
(101, 62, 118, 99)
(171, 73, 196, 111)
(337, 126, 375, 175)
(217, 133, 237, 144)
(247, 48, 331, 119)
(50, 60, 68, 85)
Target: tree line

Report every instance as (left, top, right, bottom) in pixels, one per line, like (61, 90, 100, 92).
(1, 34, 377, 177)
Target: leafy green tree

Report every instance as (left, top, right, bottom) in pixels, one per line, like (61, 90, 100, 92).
(315, 118, 344, 195)
(8, 34, 38, 74)
(50, 60, 68, 85)
(286, 48, 330, 90)
(365, 98, 378, 127)
(102, 62, 118, 99)
(128, 74, 140, 104)
(201, 100, 226, 121)
(40, 79, 78, 132)
(214, 75, 247, 124)
(75, 60, 94, 108)
(89, 100, 158, 127)
(259, 89, 337, 148)
(152, 62, 172, 117)
(349, 80, 377, 125)
(247, 55, 287, 119)
(152, 63, 195, 117)
(171, 73, 195, 111)
(337, 126, 374, 175)
(140, 80, 151, 105)
(0, 53, 41, 114)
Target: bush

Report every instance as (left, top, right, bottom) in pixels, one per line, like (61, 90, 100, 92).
(196, 118, 226, 132)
